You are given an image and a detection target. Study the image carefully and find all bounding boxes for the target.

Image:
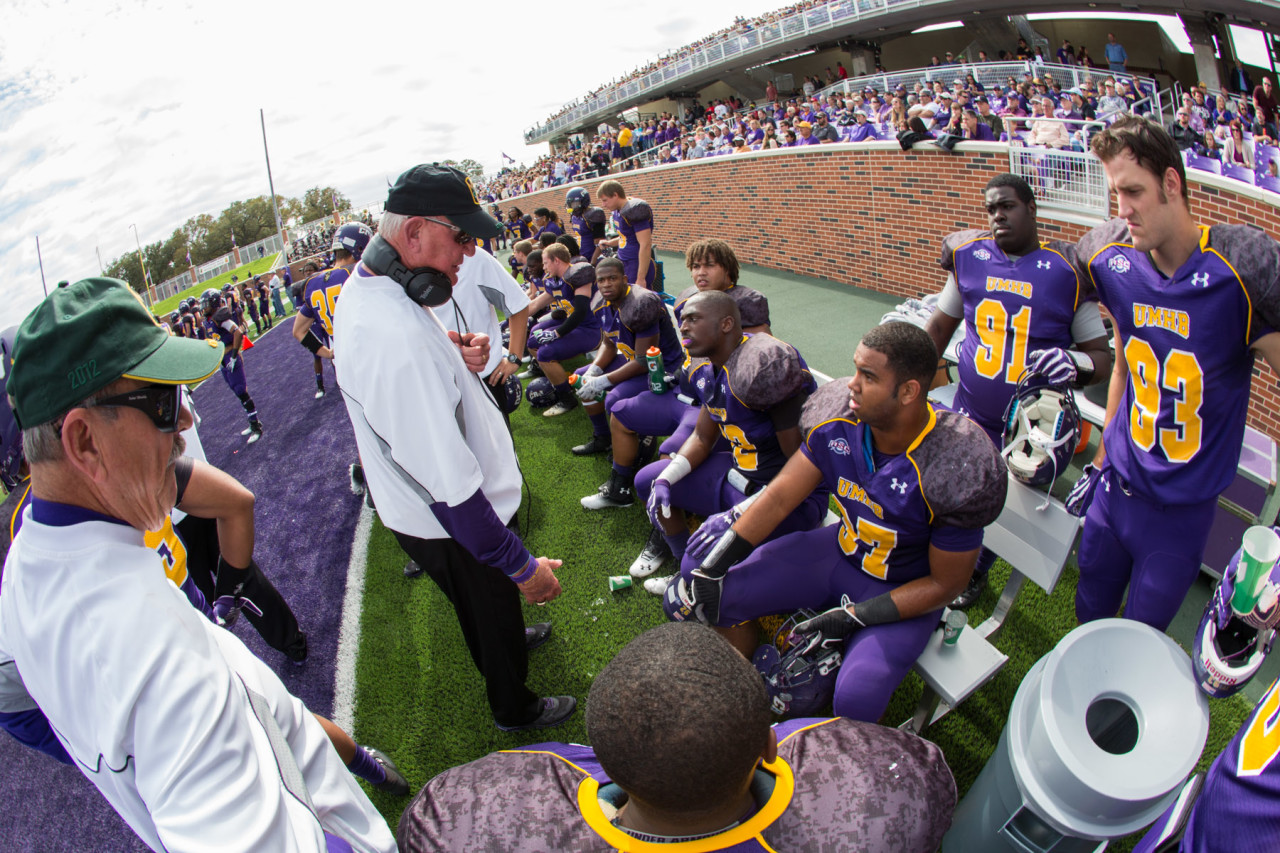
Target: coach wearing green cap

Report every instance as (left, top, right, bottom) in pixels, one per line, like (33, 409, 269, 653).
(0, 278, 396, 851)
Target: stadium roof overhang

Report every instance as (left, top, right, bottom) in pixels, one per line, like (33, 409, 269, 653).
(524, 0, 1280, 144)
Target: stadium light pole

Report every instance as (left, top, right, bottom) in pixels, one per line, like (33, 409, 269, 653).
(129, 223, 153, 307)
(95, 246, 105, 276)
(260, 109, 289, 262)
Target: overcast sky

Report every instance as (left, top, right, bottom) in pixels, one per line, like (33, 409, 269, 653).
(0, 0, 785, 323)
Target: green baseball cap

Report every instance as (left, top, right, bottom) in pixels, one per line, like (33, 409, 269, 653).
(8, 277, 224, 429)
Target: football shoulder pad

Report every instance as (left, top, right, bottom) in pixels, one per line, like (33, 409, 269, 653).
(1208, 224, 1280, 330)
(1076, 217, 1133, 270)
(939, 229, 989, 273)
(732, 285, 771, 328)
(213, 307, 235, 326)
(590, 291, 607, 314)
(584, 206, 607, 226)
(724, 334, 807, 410)
(622, 198, 653, 226)
(800, 379, 855, 438)
(916, 410, 1009, 530)
(564, 262, 596, 290)
(618, 287, 664, 331)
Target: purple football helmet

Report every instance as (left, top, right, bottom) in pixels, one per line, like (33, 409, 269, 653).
(331, 223, 373, 260)
(1193, 533, 1280, 698)
(525, 377, 556, 408)
(0, 327, 21, 490)
(752, 610, 843, 717)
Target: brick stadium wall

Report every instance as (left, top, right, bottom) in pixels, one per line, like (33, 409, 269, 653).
(503, 143, 1280, 442)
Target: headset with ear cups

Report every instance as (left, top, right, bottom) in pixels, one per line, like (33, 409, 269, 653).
(361, 234, 455, 308)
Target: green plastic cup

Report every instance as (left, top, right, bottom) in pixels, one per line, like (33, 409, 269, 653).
(1232, 526, 1280, 616)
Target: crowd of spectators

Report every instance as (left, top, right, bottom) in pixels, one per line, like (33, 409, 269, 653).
(1169, 76, 1280, 183)
(536, 0, 844, 130)
(484, 63, 1171, 203)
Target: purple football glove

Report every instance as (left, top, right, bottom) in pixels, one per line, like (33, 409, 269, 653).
(1028, 348, 1078, 385)
(212, 594, 264, 628)
(686, 507, 741, 562)
(1065, 464, 1101, 517)
(647, 479, 674, 527)
(531, 328, 559, 346)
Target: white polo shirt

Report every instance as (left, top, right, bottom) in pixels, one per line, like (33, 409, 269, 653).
(0, 504, 395, 853)
(333, 266, 522, 540)
(433, 249, 531, 378)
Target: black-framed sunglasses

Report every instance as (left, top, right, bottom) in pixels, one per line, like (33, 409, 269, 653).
(421, 216, 476, 247)
(93, 384, 183, 433)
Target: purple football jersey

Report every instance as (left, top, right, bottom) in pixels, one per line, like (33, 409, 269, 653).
(691, 334, 816, 487)
(674, 283, 771, 329)
(542, 274, 601, 332)
(799, 382, 1007, 584)
(570, 208, 607, 261)
(396, 717, 956, 853)
(1183, 677, 1280, 851)
(299, 267, 350, 339)
(942, 231, 1087, 434)
(599, 286, 682, 371)
(612, 198, 654, 268)
(208, 307, 239, 363)
(1079, 221, 1280, 502)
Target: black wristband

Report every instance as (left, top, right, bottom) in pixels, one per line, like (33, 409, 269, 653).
(698, 530, 755, 579)
(300, 331, 323, 355)
(852, 592, 901, 626)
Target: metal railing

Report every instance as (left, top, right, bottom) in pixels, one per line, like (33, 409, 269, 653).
(819, 60, 1160, 114)
(1008, 143, 1109, 219)
(524, 0, 962, 142)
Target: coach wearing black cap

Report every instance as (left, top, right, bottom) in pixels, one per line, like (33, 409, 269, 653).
(332, 163, 575, 732)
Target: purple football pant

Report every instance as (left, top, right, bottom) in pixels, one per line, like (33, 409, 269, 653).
(636, 450, 825, 550)
(623, 257, 657, 288)
(660, 404, 706, 455)
(712, 525, 940, 723)
(574, 358, 647, 413)
(951, 384, 1004, 447)
(220, 358, 248, 397)
(611, 388, 696, 444)
(1075, 463, 1217, 631)
(534, 322, 603, 363)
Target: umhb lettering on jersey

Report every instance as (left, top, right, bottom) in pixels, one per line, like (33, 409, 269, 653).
(1077, 221, 1280, 502)
(941, 230, 1089, 434)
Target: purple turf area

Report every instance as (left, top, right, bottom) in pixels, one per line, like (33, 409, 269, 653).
(0, 324, 364, 851)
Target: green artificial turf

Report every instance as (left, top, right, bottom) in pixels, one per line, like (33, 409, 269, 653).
(150, 254, 285, 315)
(348, 265, 1258, 847)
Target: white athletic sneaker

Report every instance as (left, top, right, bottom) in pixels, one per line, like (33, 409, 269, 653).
(629, 529, 672, 578)
(643, 574, 675, 596)
(246, 424, 264, 444)
(543, 400, 577, 417)
(315, 389, 325, 399)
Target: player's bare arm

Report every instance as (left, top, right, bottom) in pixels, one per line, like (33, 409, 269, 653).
(924, 308, 961, 364)
(732, 449, 825, 545)
(1092, 322, 1130, 468)
(635, 229, 653, 286)
(1251, 330, 1280, 377)
(675, 407, 724, 472)
(892, 545, 981, 618)
(175, 460, 254, 569)
(606, 330, 657, 385)
(1075, 334, 1113, 385)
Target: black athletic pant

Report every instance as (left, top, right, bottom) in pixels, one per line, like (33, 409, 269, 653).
(392, 529, 540, 727)
(175, 513, 307, 660)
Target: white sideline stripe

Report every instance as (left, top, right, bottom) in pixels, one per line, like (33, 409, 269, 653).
(811, 368, 833, 385)
(332, 504, 374, 734)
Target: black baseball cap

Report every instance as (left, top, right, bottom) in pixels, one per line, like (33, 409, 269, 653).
(385, 163, 503, 238)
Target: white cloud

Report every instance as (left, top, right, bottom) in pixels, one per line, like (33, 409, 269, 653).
(0, 0, 779, 322)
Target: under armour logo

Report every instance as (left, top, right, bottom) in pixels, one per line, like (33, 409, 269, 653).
(1107, 255, 1131, 274)
(890, 477, 909, 495)
(1037, 260, 1051, 269)
(1191, 272, 1210, 288)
